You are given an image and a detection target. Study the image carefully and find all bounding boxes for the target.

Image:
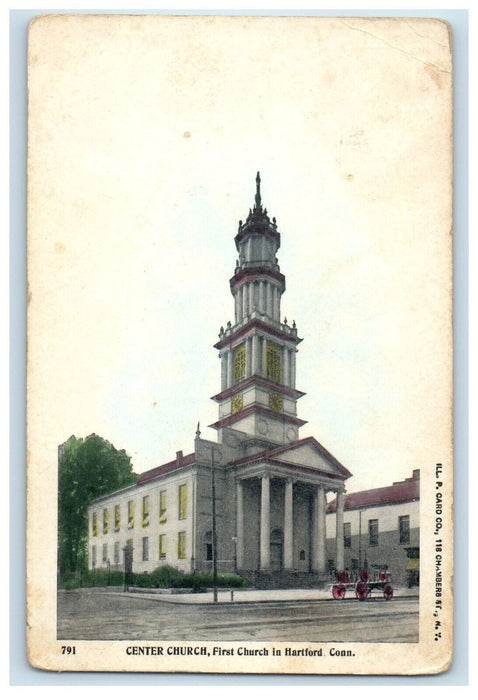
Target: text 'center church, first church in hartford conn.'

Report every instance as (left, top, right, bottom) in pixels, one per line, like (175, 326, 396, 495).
(88, 173, 358, 588)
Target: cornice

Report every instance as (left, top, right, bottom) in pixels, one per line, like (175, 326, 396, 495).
(211, 375, 306, 402)
(214, 317, 302, 350)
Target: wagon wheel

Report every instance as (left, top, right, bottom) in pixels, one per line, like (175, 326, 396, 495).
(383, 584, 393, 600)
(355, 581, 368, 600)
(332, 584, 346, 600)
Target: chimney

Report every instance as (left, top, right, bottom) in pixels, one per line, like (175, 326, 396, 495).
(413, 469, 420, 480)
(176, 450, 183, 467)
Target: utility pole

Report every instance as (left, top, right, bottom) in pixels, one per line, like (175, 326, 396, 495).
(211, 447, 219, 602)
(358, 510, 362, 570)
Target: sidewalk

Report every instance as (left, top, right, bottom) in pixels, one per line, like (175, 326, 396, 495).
(118, 586, 419, 605)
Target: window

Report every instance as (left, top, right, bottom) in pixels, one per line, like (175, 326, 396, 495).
(92, 512, 98, 537)
(114, 505, 120, 531)
(142, 536, 149, 561)
(233, 343, 246, 382)
(266, 341, 281, 383)
(178, 484, 188, 520)
(142, 495, 149, 528)
(114, 541, 120, 564)
(177, 531, 186, 560)
(128, 500, 135, 528)
(102, 543, 108, 563)
(399, 515, 410, 544)
(92, 545, 97, 568)
(343, 522, 351, 548)
(103, 508, 109, 534)
(159, 534, 166, 559)
(204, 531, 212, 561)
(368, 519, 379, 546)
(299, 549, 306, 561)
(159, 490, 167, 524)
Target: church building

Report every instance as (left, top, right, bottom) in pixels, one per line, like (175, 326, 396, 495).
(88, 174, 352, 587)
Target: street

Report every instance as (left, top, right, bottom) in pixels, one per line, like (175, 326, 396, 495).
(58, 589, 419, 643)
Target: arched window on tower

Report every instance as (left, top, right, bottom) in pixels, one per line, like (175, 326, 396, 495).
(233, 343, 246, 382)
(266, 341, 281, 383)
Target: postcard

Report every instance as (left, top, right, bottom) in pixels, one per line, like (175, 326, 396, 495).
(26, 14, 453, 674)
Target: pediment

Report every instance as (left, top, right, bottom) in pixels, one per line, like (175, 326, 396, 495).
(270, 438, 351, 478)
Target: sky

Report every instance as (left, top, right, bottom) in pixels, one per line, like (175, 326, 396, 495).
(27, 14, 453, 494)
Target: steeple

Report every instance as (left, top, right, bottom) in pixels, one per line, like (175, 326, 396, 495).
(211, 175, 306, 448)
(235, 173, 279, 253)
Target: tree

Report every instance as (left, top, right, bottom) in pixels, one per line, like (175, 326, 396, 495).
(58, 434, 137, 575)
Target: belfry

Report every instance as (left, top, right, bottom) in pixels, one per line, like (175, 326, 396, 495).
(87, 174, 352, 587)
(211, 172, 305, 447)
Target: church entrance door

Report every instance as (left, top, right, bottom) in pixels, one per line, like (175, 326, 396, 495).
(270, 528, 283, 571)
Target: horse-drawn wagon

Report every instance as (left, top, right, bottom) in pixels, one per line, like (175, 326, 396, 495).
(331, 565, 393, 600)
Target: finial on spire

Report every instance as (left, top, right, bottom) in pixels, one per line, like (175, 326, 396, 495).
(255, 171, 261, 209)
(196, 422, 201, 438)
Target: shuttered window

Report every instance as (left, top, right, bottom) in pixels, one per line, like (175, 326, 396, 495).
(178, 484, 188, 520)
(92, 513, 98, 537)
(114, 505, 120, 531)
(128, 500, 135, 528)
(177, 531, 186, 559)
(159, 490, 167, 524)
(103, 509, 109, 534)
(142, 495, 149, 528)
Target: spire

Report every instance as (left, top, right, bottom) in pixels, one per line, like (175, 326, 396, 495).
(235, 171, 280, 247)
(255, 171, 262, 210)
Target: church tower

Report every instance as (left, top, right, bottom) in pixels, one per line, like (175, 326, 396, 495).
(211, 173, 306, 449)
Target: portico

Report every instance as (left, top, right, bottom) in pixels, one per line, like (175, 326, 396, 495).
(232, 437, 349, 576)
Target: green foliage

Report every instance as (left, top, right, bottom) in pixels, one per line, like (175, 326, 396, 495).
(59, 565, 250, 591)
(149, 565, 184, 588)
(148, 566, 250, 590)
(58, 434, 137, 576)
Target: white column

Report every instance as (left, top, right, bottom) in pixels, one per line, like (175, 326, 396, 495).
(273, 287, 280, 320)
(290, 350, 296, 389)
(283, 479, 293, 569)
(236, 480, 244, 569)
(243, 284, 249, 318)
(317, 487, 327, 574)
(226, 350, 233, 388)
(252, 334, 259, 375)
(249, 281, 255, 314)
(245, 337, 252, 377)
(266, 283, 273, 318)
(311, 488, 320, 571)
(259, 280, 265, 314)
(283, 347, 290, 387)
(336, 491, 345, 572)
(260, 476, 270, 569)
(262, 335, 267, 378)
(220, 353, 227, 391)
(238, 286, 244, 322)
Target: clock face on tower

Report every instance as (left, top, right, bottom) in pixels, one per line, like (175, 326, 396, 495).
(269, 392, 283, 412)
